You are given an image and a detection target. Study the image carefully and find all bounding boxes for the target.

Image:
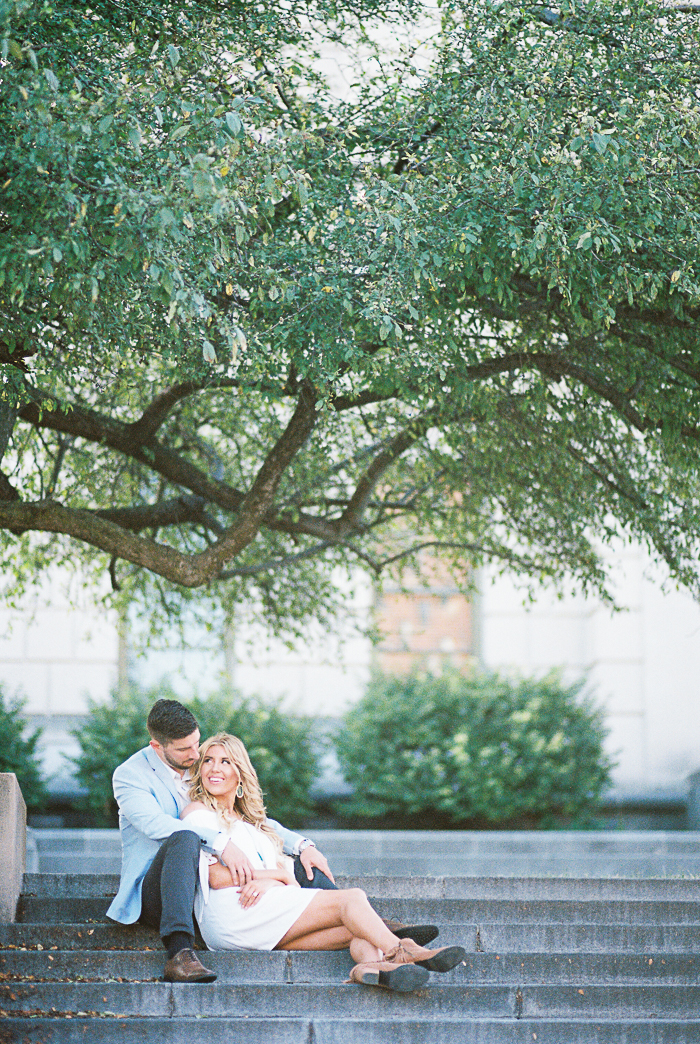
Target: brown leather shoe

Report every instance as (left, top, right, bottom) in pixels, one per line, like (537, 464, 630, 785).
(163, 948, 217, 983)
(382, 919, 439, 946)
(385, 937, 467, 973)
(347, 959, 429, 992)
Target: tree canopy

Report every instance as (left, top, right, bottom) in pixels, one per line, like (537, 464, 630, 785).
(2, 0, 700, 638)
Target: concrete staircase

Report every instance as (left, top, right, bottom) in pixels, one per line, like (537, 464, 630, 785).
(2, 870, 700, 1042)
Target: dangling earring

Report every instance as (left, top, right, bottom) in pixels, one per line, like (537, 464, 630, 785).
(236, 782, 244, 799)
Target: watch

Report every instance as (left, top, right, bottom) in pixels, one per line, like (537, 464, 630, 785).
(297, 839, 316, 855)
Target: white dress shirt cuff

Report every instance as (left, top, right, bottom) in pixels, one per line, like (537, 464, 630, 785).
(295, 838, 315, 856)
(211, 832, 228, 855)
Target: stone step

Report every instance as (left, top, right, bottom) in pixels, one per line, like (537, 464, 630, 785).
(6, 920, 700, 953)
(0, 921, 162, 950)
(473, 922, 700, 953)
(34, 852, 700, 877)
(29, 829, 700, 878)
(17, 894, 700, 926)
(23, 872, 700, 901)
(316, 857, 700, 878)
(1, 948, 698, 986)
(3, 981, 700, 1019)
(32, 829, 700, 855)
(4, 1017, 700, 1044)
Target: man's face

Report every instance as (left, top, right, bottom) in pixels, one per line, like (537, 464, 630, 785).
(150, 729, 201, 774)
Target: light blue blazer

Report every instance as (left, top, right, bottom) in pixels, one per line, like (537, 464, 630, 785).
(106, 745, 305, 924)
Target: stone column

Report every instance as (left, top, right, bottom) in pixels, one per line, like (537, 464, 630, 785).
(688, 769, 700, 830)
(0, 773, 27, 922)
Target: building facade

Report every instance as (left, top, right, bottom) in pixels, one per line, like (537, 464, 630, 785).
(1, 544, 699, 808)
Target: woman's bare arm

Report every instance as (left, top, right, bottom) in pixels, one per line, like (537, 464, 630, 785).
(252, 867, 298, 886)
(209, 862, 235, 889)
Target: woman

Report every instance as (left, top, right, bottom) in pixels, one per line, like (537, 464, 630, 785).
(181, 733, 467, 992)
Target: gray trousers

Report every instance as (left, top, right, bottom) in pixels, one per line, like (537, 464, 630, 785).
(139, 830, 200, 941)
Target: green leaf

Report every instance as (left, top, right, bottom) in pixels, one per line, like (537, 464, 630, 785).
(591, 132, 609, 155)
(225, 111, 242, 136)
(193, 171, 213, 198)
(170, 124, 191, 141)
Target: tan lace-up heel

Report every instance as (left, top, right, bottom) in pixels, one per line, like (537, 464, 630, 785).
(347, 959, 429, 992)
(384, 937, 467, 973)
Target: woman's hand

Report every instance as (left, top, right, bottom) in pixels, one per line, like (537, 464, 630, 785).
(275, 867, 299, 887)
(237, 878, 282, 908)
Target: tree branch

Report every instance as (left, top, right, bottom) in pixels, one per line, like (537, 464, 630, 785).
(0, 470, 20, 503)
(0, 499, 208, 585)
(337, 414, 434, 535)
(128, 382, 208, 443)
(195, 380, 318, 574)
(95, 494, 220, 534)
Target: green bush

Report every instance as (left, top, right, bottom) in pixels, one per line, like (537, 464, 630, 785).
(0, 684, 48, 809)
(72, 683, 319, 827)
(335, 668, 614, 828)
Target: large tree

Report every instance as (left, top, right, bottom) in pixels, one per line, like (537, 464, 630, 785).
(1, 0, 700, 637)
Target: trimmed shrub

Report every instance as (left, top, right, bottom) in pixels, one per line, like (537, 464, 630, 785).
(335, 668, 614, 828)
(0, 684, 48, 809)
(72, 683, 319, 827)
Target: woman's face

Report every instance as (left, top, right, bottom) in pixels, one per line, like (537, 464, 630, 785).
(200, 744, 241, 800)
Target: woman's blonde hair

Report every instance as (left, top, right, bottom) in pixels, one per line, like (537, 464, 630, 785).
(188, 732, 283, 856)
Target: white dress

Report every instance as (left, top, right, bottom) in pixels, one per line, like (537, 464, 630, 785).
(184, 808, 319, 951)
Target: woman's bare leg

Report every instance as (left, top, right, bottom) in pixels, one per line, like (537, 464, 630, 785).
(276, 889, 399, 953)
(276, 926, 380, 964)
(276, 926, 352, 951)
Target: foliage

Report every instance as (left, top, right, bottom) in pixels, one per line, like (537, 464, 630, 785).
(189, 690, 320, 828)
(71, 682, 319, 826)
(0, 683, 47, 808)
(71, 684, 156, 822)
(335, 668, 614, 827)
(2, 0, 700, 637)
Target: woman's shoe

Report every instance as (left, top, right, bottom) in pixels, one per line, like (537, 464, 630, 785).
(382, 919, 440, 946)
(347, 959, 429, 992)
(384, 937, 467, 973)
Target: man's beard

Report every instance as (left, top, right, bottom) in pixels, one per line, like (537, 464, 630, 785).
(163, 750, 197, 772)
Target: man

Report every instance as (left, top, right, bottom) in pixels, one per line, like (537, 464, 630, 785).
(107, 699, 437, 982)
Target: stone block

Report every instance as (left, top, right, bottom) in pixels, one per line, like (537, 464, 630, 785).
(0, 662, 50, 712)
(48, 661, 117, 712)
(0, 773, 26, 922)
(72, 612, 119, 661)
(0, 612, 27, 658)
(22, 609, 76, 661)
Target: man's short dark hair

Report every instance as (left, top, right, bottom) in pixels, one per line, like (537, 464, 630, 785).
(147, 699, 199, 745)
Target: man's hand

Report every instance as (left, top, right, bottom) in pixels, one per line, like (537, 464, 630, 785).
(300, 846, 335, 884)
(221, 840, 255, 885)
